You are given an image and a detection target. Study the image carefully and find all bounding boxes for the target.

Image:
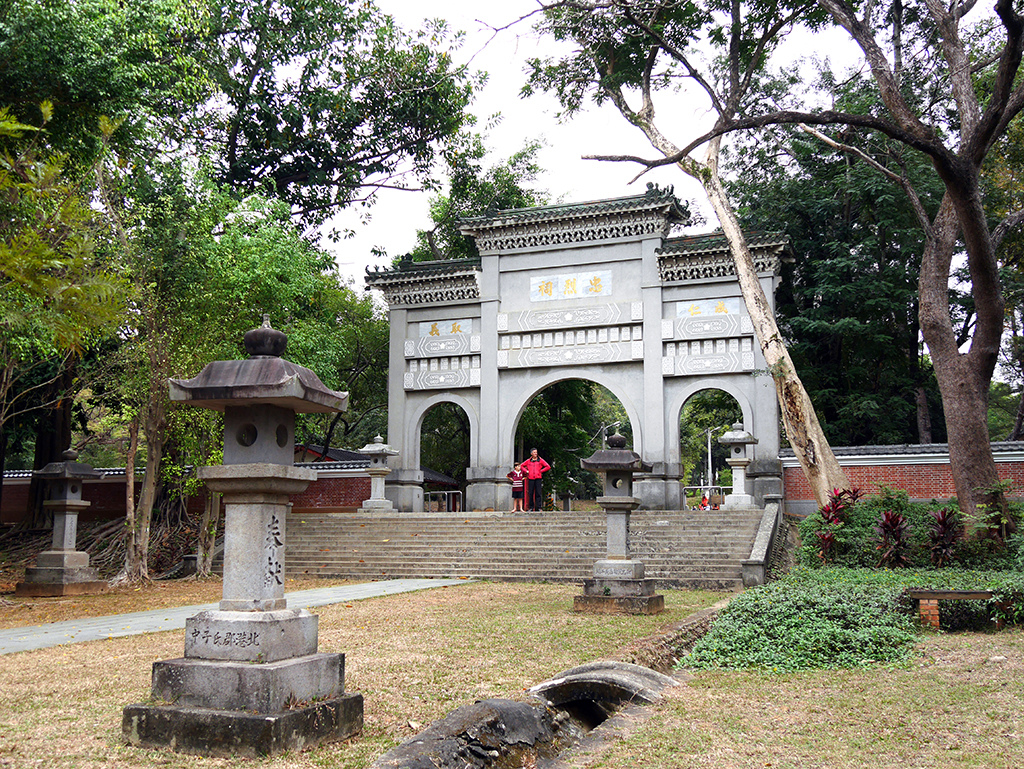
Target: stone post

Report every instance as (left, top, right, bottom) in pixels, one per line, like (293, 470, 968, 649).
(15, 449, 105, 597)
(358, 435, 398, 515)
(122, 317, 363, 757)
(574, 432, 664, 615)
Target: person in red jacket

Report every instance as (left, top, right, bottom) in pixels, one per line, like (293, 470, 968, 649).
(522, 448, 551, 512)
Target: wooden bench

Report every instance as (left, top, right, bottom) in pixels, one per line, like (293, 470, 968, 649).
(904, 589, 1004, 630)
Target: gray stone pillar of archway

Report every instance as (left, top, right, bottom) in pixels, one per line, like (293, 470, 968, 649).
(466, 467, 510, 512)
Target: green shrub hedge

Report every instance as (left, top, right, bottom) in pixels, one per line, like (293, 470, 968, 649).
(797, 487, 1023, 570)
(681, 567, 1024, 672)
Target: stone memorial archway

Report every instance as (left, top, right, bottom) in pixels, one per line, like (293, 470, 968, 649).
(365, 186, 786, 512)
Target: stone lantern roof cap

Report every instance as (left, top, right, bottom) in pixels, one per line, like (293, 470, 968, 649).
(719, 422, 757, 446)
(168, 316, 349, 414)
(34, 449, 104, 481)
(580, 433, 652, 473)
(358, 435, 399, 457)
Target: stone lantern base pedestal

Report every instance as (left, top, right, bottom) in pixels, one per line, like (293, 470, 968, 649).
(121, 462, 364, 757)
(15, 550, 105, 597)
(122, 608, 363, 757)
(123, 693, 363, 758)
(573, 559, 665, 615)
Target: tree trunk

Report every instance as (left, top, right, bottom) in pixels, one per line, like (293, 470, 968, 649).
(916, 386, 933, 444)
(116, 417, 140, 585)
(704, 139, 850, 507)
(118, 399, 165, 583)
(918, 198, 1011, 533)
(197, 491, 220, 577)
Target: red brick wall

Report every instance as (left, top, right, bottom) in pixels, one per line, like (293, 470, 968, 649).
(291, 476, 370, 514)
(0, 480, 143, 526)
(783, 453, 1024, 513)
(3, 473, 370, 524)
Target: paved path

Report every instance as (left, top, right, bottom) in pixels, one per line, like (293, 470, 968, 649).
(0, 578, 469, 655)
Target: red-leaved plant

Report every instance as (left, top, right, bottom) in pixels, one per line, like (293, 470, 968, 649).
(815, 487, 863, 562)
(927, 507, 962, 567)
(815, 529, 838, 562)
(875, 509, 911, 567)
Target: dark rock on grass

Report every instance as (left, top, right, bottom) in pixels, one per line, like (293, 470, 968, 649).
(369, 698, 583, 769)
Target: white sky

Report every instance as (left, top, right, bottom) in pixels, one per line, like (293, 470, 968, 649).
(324, 0, 705, 285)
(323, 0, 858, 287)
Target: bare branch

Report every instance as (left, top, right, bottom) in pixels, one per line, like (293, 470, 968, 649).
(797, 123, 932, 234)
(993, 208, 1024, 251)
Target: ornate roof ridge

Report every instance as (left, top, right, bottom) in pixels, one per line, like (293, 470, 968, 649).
(456, 185, 688, 253)
(657, 230, 789, 255)
(365, 256, 481, 282)
(459, 184, 687, 232)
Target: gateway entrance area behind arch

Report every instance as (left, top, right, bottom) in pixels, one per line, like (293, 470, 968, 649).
(366, 187, 785, 512)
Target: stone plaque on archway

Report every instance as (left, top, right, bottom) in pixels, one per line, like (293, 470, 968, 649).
(365, 186, 785, 512)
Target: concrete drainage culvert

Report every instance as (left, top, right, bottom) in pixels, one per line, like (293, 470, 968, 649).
(369, 661, 678, 769)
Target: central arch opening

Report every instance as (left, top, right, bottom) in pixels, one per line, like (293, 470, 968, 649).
(513, 380, 632, 511)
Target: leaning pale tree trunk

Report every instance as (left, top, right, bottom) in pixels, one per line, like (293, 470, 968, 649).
(627, 110, 851, 506)
(703, 137, 850, 507)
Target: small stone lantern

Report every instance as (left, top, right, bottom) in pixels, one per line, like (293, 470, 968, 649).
(358, 435, 399, 514)
(15, 449, 105, 597)
(123, 316, 363, 757)
(574, 431, 664, 615)
(719, 422, 758, 507)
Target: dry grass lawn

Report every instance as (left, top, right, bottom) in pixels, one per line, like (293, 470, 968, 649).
(554, 629, 1024, 769)
(1, 578, 1022, 769)
(0, 578, 724, 768)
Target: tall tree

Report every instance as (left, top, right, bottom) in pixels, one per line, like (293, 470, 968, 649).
(788, 0, 1024, 529)
(526, 0, 851, 506)
(0, 0, 210, 167)
(0, 105, 124, 515)
(727, 105, 946, 446)
(187, 0, 477, 224)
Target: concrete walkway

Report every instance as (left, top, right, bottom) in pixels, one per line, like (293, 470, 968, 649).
(0, 578, 469, 655)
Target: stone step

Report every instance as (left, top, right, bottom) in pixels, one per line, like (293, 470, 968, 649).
(213, 508, 765, 589)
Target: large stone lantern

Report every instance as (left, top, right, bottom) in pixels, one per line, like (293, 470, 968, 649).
(15, 449, 105, 597)
(123, 316, 363, 757)
(718, 422, 758, 508)
(574, 431, 664, 615)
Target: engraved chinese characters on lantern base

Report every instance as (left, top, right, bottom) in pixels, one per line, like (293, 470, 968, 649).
(122, 316, 362, 757)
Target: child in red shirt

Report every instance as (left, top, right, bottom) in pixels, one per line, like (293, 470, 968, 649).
(507, 462, 526, 513)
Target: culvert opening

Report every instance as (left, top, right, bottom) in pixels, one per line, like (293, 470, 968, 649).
(556, 698, 615, 731)
(367, 663, 679, 768)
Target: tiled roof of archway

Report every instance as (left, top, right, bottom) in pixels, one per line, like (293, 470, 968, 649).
(458, 184, 688, 231)
(657, 230, 790, 256)
(657, 230, 791, 282)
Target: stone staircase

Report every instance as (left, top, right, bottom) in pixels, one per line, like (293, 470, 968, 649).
(283, 508, 763, 590)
